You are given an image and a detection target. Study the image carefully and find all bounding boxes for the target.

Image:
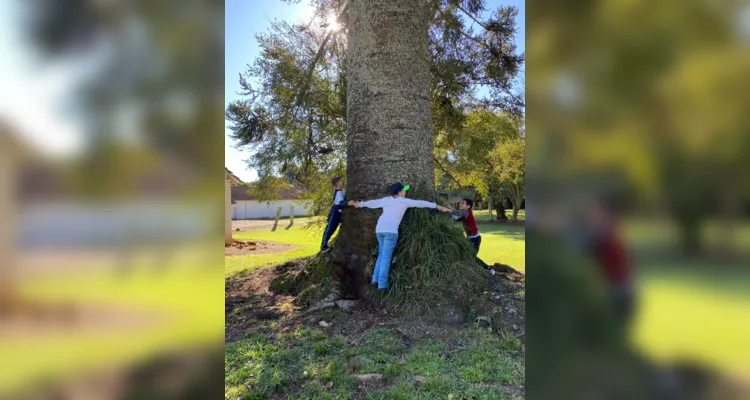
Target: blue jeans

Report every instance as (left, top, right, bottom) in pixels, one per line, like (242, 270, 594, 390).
(373, 232, 398, 289)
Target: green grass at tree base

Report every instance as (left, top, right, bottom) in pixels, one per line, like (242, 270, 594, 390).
(225, 326, 524, 400)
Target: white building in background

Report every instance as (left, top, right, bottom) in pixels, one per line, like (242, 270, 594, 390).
(231, 185, 311, 220)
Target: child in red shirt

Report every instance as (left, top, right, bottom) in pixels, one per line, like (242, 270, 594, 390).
(587, 198, 635, 322)
(440, 198, 494, 274)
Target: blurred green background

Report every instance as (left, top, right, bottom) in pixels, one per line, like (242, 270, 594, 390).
(527, 0, 750, 396)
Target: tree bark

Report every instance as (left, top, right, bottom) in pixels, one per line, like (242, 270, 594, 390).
(0, 151, 18, 312)
(488, 197, 493, 221)
(494, 195, 508, 221)
(507, 183, 523, 222)
(334, 0, 435, 294)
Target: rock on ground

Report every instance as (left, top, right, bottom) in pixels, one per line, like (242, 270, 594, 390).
(336, 300, 358, 311)
(354, 374, 384, 385)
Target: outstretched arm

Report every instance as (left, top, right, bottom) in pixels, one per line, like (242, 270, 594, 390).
(357, 198, 385, 209)
(450, 209, 469, 218)
(400, 198, 437, 209)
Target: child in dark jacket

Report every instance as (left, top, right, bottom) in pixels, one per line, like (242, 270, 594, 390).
(320, 176, 347, 253)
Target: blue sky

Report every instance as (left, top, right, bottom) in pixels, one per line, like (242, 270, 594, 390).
(225, 0, 526, 182)
(0, 2, 88, 157)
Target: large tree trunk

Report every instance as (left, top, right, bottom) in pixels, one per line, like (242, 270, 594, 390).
(333, 0, 435, 295)
(0, 150, 18, 312)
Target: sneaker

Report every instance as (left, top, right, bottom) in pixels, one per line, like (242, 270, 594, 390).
(489, 269, 496, 276)
(321, 246, 332, 253)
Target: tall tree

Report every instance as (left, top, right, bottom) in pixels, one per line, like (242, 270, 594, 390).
(334, 0, 437, 265)
(226, 0, 524, 213)
(493, 136, 525, 221)
(227, 0, 524, 296)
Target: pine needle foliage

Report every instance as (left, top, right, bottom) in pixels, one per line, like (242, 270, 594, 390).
(378, 208, 491, 313)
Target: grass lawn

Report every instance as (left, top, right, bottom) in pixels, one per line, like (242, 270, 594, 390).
(474, 209, 525, 222)
(226, 324, 524, 400)
(226, 225, 324, 277)
(476, 224, 525, 272)
(225, 216, 526, 278)
(3, 254, 223, 395)
(623, 219, 750, 377)
(631, 262, 750, 377)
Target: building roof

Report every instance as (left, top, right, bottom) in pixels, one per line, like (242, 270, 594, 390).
(225, 168, 244, 186)
(232, 185, 306, 202)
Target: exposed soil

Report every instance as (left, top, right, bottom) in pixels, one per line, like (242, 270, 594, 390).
(225, 266, 300, 342)
(231, 219, 312, 232)
(225, 239, 299, 256)
(225, 259, 526, 345)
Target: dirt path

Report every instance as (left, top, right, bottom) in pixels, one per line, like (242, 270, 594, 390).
(225, 239, 300, 256)
(0, 302, 161, 340)
(231, 219, 313, 232)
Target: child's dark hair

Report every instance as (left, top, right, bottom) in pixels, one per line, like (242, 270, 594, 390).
(331, 176, 342, 186)
(463, 198, 474, 209)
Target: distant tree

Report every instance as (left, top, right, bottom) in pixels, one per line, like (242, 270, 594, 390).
(434, 108, 523, 220)
(493, 136, 525, 221)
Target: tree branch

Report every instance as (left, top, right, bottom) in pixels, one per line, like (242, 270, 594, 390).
(293, 30, 333, 114)
(455, 4, 489, 31)
(434, 156, 465, 188)
(438, 6, 492, 50)
(484, 159, 496, 175)
(291, 1, 349, 120)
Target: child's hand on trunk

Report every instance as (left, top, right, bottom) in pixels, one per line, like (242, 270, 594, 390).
(348, 200, 361, 208)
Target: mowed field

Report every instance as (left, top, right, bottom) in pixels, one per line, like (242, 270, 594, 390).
(623, 219, 750, 378)
(3, 245, 224, 397)
(225, 212, 525, 278)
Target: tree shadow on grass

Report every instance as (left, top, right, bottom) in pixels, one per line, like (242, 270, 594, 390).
(479, 225, 526, 241)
